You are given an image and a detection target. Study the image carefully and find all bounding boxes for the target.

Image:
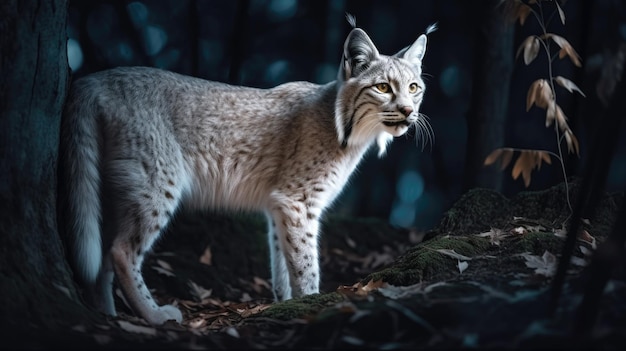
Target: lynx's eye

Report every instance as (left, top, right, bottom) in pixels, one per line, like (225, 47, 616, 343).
(408, 83, 420, 94)
(374, 83, 391, 93)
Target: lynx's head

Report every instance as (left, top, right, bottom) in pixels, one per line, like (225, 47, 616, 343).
(335, 25, 434, 156)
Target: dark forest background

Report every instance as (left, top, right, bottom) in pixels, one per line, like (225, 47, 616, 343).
(65, 0, 626, 231)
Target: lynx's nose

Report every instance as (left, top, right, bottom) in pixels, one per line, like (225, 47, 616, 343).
(399, 106, 414, 117)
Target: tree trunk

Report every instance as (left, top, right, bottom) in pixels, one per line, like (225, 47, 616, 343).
(462, 0, 514, 192)
(0, 0, 93, 343)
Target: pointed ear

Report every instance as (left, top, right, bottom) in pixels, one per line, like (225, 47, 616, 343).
(396, 34, 427, 65)
(338, 28, 380, 81)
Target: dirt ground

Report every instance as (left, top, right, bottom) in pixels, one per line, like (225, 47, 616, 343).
(24, 181, 626, 349)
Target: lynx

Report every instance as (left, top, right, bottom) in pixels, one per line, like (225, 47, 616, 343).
(59, 22, 434, 325)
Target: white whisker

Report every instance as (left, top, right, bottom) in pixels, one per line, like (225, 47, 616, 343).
(415, 113, 434, 151)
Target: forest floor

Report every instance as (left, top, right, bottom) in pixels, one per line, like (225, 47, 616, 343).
(16, 182, 626, 349)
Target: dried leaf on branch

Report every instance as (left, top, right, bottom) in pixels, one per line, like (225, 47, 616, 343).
(541, 33, 582, 67)
(516, 36, 541, 65)
(526, 79, 553, 111)
(484, 148, 552, 187)
(555, 76, 586, 97)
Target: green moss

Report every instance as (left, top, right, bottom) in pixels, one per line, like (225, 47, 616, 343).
(437, 188, 511, 235)
(509, 231, 565, 255)
(509, 182, 573, 225)
(260, 292, 345, 320)
(363, 235, 491, 286)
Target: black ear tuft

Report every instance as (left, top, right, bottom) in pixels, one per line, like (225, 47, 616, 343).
(345, 13, 357, 28)
(338, 28, 380, 81)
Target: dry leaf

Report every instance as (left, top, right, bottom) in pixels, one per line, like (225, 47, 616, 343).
(570, 256, 588, 267)
(225, 326, 240, 338)
(555, 76, 586, 97)
(554, 103, 569, 132)
(511, 226, 527, 235)
(543, 33, 582, 67)
(527, 79, 553, 111)
(511, 150, 551, 187)
(555, 1, 566, 25)
(53, 282, 71, 299)
(434, 248, 473, 261)
(199, 246, 212, 266)
(475, 228, 509, 246)
(503, 0, 533, 26)
(518, 3, 532, 25)
(152, 266, 175, 277)
(457, 260, 469, 274)
(516, 36, 541, 65)
(188, 280, 212, 301)
(337, 279, 387, 297)
(564, 129, 580, 156)
(253, 276, 271, 291)
(345, 236, 357, 249)
(484, 148, 514, 170)
(521, 251, 557, 277)
(377, 282, 447, 299)
(156, 259, 173, 271)
(485, 149, 552, 187)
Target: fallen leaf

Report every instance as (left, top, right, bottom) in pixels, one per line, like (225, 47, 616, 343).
(152, 266, 175, 277)
(188, 280, 212, 301)
(434, 248, 473, 261)
(521, 251, 557, 277)
(199, 246, 212, 266)
(253, 276, 271, 291)
(337, 279, 387, 297)
(570, 256, 588, 267)
(511, 226, 528, 235)
(53, 282, 71, 298)
(188, 318, 206, 329)
(156, 259, 172, 270)
(476, 228, 509, 246)
(553, 228, 595, 247)
(224, 326, 240, 338)
(458, 260, 469, 274)
(345, 236, 357, 249)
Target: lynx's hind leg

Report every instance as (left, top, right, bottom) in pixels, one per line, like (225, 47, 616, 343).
(107, 158, 185, 325)
(266, 213, 292, 300)
(86, 252, 116, 316)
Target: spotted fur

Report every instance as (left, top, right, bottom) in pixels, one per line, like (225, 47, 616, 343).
(59, 25, 433, 325)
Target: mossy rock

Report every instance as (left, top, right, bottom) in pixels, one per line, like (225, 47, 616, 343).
(260, 292, 346, 320)
(363, 235, 491, 286)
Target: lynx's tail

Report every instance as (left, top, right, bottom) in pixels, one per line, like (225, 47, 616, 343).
(59, 78, 103, 284)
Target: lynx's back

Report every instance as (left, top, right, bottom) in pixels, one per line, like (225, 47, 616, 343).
(60, 23, 434, 325)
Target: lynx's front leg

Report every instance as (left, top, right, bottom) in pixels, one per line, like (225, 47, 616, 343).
(268, 192, 321, 300)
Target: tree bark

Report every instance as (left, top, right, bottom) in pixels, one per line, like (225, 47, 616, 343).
(462, 0, 514, 192)
(0, 0, 92, 341)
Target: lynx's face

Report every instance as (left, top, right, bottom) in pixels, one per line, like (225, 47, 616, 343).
(360, 59, 426, 138)
(335, 27, 433, 156)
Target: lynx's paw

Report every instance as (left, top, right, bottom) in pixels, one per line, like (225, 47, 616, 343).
(143, 304, 183, 325)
